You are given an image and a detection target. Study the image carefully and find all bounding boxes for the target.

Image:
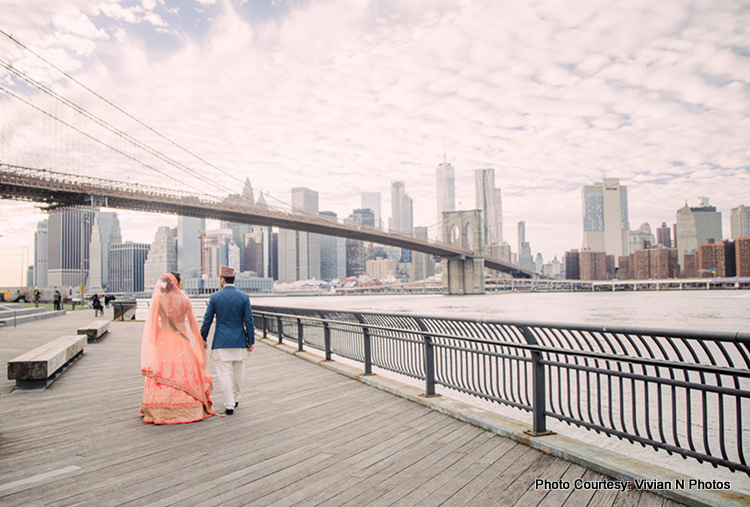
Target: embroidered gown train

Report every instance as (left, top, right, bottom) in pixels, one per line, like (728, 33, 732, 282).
(140, 273, 215, 424)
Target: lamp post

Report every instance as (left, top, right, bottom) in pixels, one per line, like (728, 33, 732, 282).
(80, 212, 89, 307)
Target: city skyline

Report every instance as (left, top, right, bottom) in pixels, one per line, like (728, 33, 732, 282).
(1, 0, 749, 285)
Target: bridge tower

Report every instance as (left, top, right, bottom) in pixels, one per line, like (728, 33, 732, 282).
(442, 210, 485, 295)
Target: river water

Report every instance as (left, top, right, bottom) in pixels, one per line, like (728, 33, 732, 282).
(251, 290, 750, 495)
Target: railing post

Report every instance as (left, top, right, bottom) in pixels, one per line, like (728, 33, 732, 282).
(362, 327, 373, 375)
(276, 317, 283, 345)
(354, 313, 373, 376)
(262, 314, 267, 339)
(521, 326, 554, 436)
(423, 334, 436, 396)
(297, 318, 304, 352)
(323, 322, 332, 361)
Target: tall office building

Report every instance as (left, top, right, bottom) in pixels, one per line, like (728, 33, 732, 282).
(350, 208, 375, 226)
(731, 205, 750, 239)
(34, 220, 48, 287)
(219, 179, 255, 272)
(242, 228, 263, 275)
(47, 207, 97, 288)
(89, 212, 122, 291)
(361, 192, 382, 229)
(203, 229, 235, 277)
(388, 181, 413, 233)
(582, 178, 629, 259)
(387, 181, 413, 263)
(108, 242, 150, 293)
(143, 226, 177, 290)
(656, 222, 672, 247)
(675, 198, 722, 269)
(436, 162, 455, 241)
(320, 212, 347, 282)
(177, 216, 205, 278)
(475, 169, 503, 249)
(279, 187, 321, 282)
(412, 226, 436, 281)
(517, 221, 534, 272)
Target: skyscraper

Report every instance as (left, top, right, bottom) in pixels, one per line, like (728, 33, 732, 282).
(656, 222, 672, 247)
(517, 221, 534, 272)
(177, 216, 205, 278)
(675, 198, 722, 269)
(582, 178, 629, 259)
(47, 207, 97, 288)
(412, 226, 436, 281)
(474, 169, 503, 249)
(89, 212, 121, 291)
(436, 162, 455, 241)
(361, 192, 382, 229)
(279, 187, 321, 282)
(320, 212, 347, 282)
(388, 181, 410, 232)
(143, 226, 177, 290)
(108, 242, 150, 293)
(731, 205, 750, 239)
(34, 220, 48, 287)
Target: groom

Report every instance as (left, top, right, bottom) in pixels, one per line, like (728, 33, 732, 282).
(200, 266, 255, 415)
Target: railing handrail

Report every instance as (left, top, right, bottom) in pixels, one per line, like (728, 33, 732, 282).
(253, 308, 750, 378)
(251, 305, 750, 344)
(250, 304, 750, 477)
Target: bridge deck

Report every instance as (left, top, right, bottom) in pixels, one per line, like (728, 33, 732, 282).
(0, 312, 677, 506)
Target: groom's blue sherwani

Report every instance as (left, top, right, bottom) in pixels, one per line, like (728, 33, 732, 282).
(200, 285, 255, 348)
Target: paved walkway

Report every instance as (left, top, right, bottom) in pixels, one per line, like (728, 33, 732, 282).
(0, 311, 682, 506)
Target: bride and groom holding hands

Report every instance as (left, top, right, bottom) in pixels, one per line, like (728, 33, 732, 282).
(139, 265, 255, 424)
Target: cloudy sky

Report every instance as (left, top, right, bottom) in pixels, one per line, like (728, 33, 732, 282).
(1, 0, 748, 287)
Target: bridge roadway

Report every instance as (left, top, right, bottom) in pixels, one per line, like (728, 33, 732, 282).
(0, 311, 683, 506)
(0, 164, 534, 278)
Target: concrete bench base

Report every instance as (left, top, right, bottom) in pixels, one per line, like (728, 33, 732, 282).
(77, 320, 109, 343)
(7, 334, 86, 390)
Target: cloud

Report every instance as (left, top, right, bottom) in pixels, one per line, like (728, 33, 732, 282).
(0, 0, 749, 285)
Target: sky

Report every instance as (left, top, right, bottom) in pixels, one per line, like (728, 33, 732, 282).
(1, 0, 749, 287)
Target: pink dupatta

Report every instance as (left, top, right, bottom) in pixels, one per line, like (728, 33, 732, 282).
(140, 273, 213, 411)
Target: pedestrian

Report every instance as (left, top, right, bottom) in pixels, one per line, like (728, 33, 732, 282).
(91, 293, 103, 317)
(140, 272, 215, 424)
(200, 266, 255, 416)
(33, 287, 41, 308)
(53, 289, 61, 311)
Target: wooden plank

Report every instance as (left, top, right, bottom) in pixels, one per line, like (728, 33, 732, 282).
(0, 314, 719, 507)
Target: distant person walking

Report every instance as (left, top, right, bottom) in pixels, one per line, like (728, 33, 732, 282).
(33, 287, 41, 308)
(200, 266, 255, 416)
(140, 272, 215, 424)
(53, 290, 61, 311)
(91, 293, 103, 317)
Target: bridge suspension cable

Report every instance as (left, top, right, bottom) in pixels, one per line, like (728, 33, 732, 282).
(0, 29, 247, 190)
(0, 59, 239, 197)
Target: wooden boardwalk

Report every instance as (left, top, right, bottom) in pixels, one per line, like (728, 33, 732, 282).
(0, 311, 679, 506)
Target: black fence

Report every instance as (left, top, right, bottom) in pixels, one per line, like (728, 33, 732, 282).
(252, 304, 750, 477)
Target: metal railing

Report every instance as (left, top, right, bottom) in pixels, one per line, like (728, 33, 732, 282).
(252, 305, 750, 476)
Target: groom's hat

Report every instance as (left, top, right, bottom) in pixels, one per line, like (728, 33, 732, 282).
(219, 265, 235, 278)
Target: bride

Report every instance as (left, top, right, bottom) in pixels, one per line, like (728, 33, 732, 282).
(140, 272, 215, 424)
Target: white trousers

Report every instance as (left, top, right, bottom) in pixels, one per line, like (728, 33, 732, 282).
(214, 358, 245, 410)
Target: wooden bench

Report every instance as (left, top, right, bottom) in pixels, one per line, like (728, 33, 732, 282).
(77, 320, 109, 343)
(7, 335, 86, 389)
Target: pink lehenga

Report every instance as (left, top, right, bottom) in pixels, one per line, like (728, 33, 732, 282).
(140, 274, 215, 424)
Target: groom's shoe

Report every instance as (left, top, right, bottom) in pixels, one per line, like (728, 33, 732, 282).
(234, 402, 238, 408)
(225, 408, 234, 416)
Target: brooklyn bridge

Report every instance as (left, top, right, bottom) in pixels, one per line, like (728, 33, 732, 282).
(0, 163, 535, 289)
